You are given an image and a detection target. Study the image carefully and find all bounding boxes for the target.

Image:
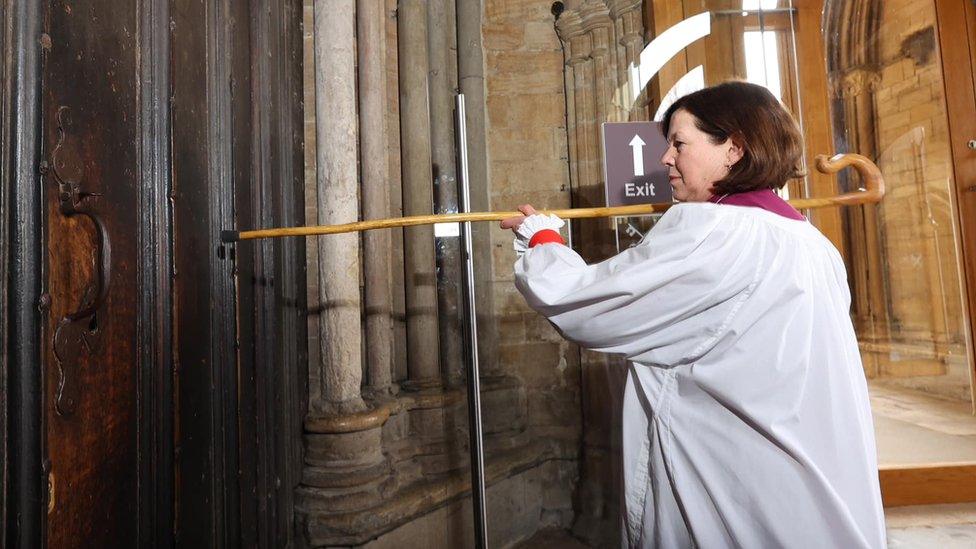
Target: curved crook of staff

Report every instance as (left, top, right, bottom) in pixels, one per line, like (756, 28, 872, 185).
(220, 152, 884, 243)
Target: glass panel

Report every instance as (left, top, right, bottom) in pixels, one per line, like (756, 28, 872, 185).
(558, 1, 976, 545)
(611, 0, 806, 249)
(822, 0, 976, 465)
(603, 0, 976, 465)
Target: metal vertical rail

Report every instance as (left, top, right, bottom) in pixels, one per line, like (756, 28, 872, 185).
(455, 93, 489, 548)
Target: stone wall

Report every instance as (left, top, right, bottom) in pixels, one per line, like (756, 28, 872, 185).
(484, 0, 583, 475)
(362, 460, 577, 549)
(296, 0, 583, 546)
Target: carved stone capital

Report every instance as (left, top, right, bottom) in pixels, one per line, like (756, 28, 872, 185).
(833, 68, 881, 98)
(590, 33, 612, 58)
(566, 33, 593, 66)
(614, 6, 644, 46)
(579, 1, 611, 37)
(607, 0, 642, 21)
(555, 8, 585, 42)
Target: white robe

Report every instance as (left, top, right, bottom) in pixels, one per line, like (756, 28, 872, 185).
(514, 203, 886, 548)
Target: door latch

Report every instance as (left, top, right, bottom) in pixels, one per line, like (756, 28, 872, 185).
(47, 106, 112, 416)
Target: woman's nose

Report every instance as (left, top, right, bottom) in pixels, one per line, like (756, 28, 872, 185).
(660, 146, 675, 166)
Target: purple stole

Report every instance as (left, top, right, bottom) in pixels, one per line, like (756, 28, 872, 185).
(708, 188, 806, 220)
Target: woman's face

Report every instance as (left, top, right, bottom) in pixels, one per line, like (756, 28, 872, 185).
(660, 109, 742, 202)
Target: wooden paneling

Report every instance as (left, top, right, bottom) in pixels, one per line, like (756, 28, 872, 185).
(643, 0, 690, 109)
(137, 0, 175, 543)
(170, 0, 306, 545)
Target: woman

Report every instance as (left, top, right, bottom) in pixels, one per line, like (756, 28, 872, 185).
(501, 81, 885, 548)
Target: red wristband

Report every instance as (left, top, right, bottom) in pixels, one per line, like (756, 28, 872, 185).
(528, 229, 565, 248)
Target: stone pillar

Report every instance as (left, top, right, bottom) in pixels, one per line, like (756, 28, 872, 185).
(610, 0, 646, 121)
(830, 67, 897, 377)
(386, 0, 408, 383)
(580, 4, 617, 125)
(456, 0, 499, 375)
(557, 1, 646, 254)
(299, 5, 390, 543)
(835, 69, 886, 366)
(555, 3, 647, 545)
(558, 13, 605, 261)
(312, 0, 364, 413)
(359, 0, 395, 395)
(839, 67, 949, 371)
(398, 0, 442, 389)
(824, 0, 883, 375)
(427, 0, 463, 386)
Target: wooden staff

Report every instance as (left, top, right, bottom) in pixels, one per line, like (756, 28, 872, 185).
(220, 153, 884, 242)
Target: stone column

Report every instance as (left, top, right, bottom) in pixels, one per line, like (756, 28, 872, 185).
(580, 4, 617, 125)
(386, 0, 408, 383)
(312, 0, 364, 413)
(558, 13, 606, 261)
(359, 0, 395, 395)
(427, 0, 463, 386)
(556, 3, 647, 544)
(834, 68, 887, 375)
(299, 5, 389, 540)
(557, 1, 645, 254)
(609, 0, 646, 120)
(456, 0, 499, 375)
(398, 0, 442, 389)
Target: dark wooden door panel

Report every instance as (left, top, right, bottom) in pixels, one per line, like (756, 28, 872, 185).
(42, 1, 140, 545)
(4, 1, 305, 546)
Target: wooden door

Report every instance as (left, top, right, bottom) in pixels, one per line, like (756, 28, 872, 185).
(5, 0, 305, 546)
(41, 1, 143, 545)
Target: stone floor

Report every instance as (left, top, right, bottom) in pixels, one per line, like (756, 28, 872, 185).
(871, 384, 976, 545)
(512, 528, 589, 549)
(869, 381, 976, 466)
(886, 503, 976, 547)
(518, 503, 976, 548)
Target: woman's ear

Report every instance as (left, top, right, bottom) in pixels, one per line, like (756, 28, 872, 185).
(726, 134, 745, 166)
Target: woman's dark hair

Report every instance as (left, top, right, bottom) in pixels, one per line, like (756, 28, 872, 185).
(661, 81, 805, 194)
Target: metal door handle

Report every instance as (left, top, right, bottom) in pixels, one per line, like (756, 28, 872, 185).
(47, 107, 112, 416)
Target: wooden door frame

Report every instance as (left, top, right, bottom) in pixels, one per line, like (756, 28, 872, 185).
(936, 0, 976, 410)
(137, 0, 176, 543)
(881, 463, 976, 507)
(4, 2, 46, 547)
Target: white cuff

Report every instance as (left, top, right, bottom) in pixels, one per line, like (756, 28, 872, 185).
(513, 213, 566, 256)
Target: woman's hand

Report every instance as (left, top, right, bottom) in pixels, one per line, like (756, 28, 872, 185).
(499, 204, 537, 233)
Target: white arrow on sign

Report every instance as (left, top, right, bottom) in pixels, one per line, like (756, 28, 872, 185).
(629, 134, 646, 176)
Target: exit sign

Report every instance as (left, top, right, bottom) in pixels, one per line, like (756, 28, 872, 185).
(601, 121, 673, 207)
